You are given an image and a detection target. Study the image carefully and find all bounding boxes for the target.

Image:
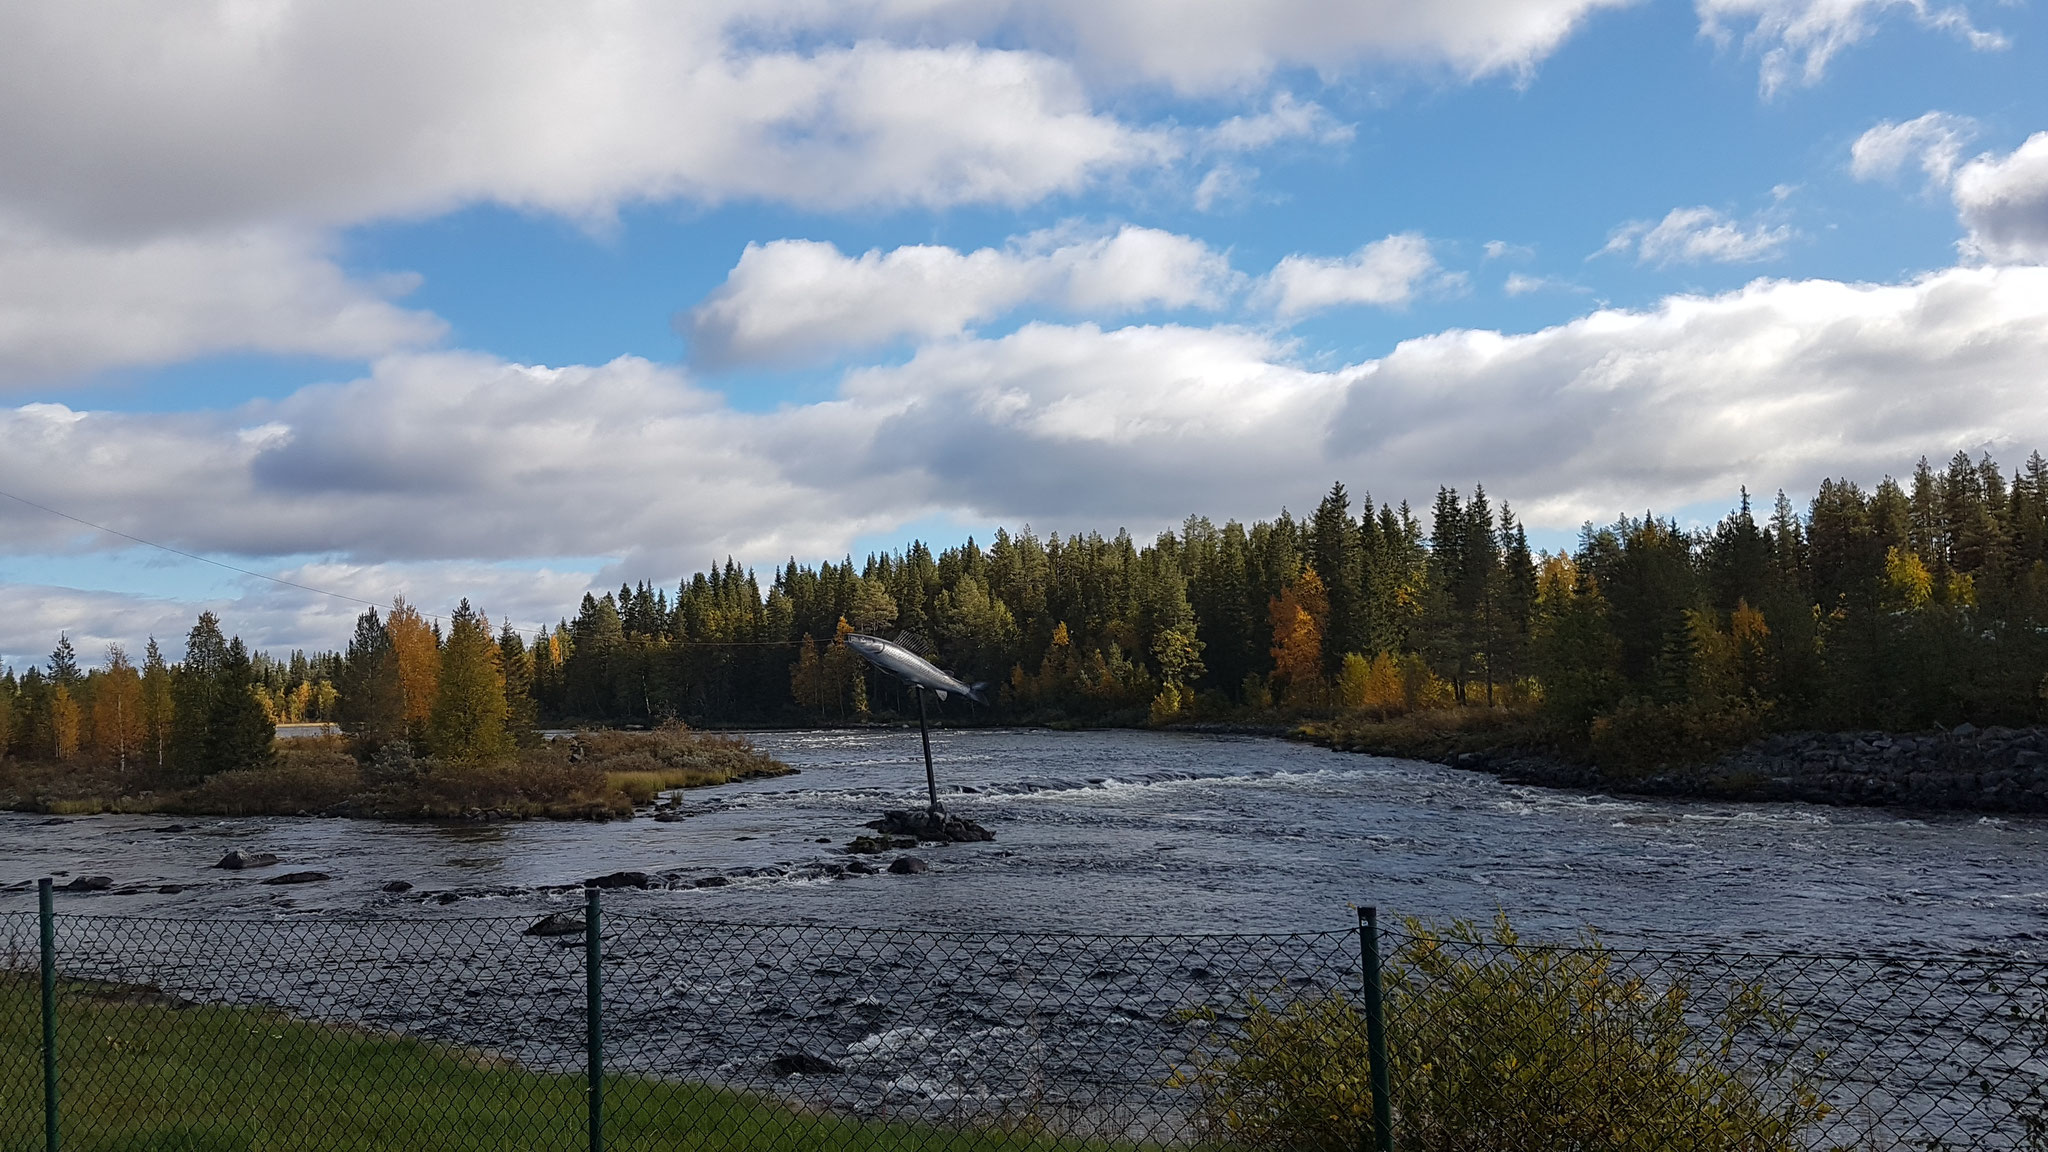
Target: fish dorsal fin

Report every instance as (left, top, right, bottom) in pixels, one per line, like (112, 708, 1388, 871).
(894, 629, 936, 658)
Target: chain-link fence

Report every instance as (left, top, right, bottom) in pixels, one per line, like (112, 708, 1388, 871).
(3, 884, 2045, 1151)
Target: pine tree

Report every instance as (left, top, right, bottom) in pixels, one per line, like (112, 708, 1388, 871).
(429, 600, 510, 765)
(207, 638, 275, 774)
(169, 612, 229, 781)
(337, 608, 404, 750)
(1309, 482, 1364, 675)
(498, 622, 538, 739)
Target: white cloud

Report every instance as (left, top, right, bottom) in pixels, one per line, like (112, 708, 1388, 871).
(0, 1, 1627, 241)
(1600, 206, 1793, 265)
(1258, 233, 1452, 318)
(0, 221, 443, 386)
(1202, 93, 1354, 153)
(1335, 264, 2048, 526)
(8, 264, 2048, 653)
(1953, 133, 2048, 264)
(1503, 272, 1586, 296)
(1850, 112, 1977, 185)
(828, 0, 1630, 92)
(1698, 0, 2007, 95)
(684, 226, 1240, 366)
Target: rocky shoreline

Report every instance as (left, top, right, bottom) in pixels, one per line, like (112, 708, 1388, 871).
(1332, 725, 2048, 814)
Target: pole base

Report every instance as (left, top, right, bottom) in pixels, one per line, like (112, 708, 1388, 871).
(867, 809, 995, 843)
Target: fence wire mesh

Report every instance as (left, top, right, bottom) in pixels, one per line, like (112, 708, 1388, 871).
(1, 898, 2044, 1151)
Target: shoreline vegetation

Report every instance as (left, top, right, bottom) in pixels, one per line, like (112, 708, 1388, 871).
(4, 446, 2047, 818)
(2, 726, 793, 820)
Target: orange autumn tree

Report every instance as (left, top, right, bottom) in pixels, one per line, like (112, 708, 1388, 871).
(1269, 569, 1328, 709)
(386, 596, 442, 744)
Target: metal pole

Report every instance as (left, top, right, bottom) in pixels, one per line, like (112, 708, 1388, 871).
(1358, 905, 1393, 1152)
(39, 878, 59, 1152)
(915, 686, 940, 818)
(584, 883, 603, 1152)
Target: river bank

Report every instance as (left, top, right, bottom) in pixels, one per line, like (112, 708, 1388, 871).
(0, 727, 793, 820)
(1304, 714, 2048, 814)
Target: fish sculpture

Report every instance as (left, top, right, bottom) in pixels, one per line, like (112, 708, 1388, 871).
(846, 634, 987, 704)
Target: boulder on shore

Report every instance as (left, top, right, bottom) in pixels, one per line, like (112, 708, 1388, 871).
(523, 912, 586, 937)
(214, 851, 278, 870)
(866, 810, 994, 843)
(770, 1052, 842, 1077)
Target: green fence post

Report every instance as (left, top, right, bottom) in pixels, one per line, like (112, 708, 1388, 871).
(1358, 905, 1393, 1152)
(585, 883, 603, 1152)
(39, 878, 58, 1152)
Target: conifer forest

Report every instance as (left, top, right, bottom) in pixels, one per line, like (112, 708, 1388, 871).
(5, 448, 2048, 784)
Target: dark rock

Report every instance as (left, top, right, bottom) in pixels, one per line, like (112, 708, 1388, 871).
(61, 875, 114, 892)
(523, 912, 586, 937)
(214, 851, 278, 870)
(844, 860, 877, 875)
(37, 818, 72, 826)
(866, 810, 994, 843)
(586, 871, 652, 890)
(155, 884, 186, 894)
(1953, 723, 1979, 737)
(815, 837, 832, 843)
(845, 834, 917, 854)
(887, 856, 929, 875)
(381, 880, 414, 893)
(693, 875, 730, 888)
(770, 1052, 842, 1077)
(434, 892, 462, 905)
(158, 824, 188, 833)
(261, 871, 330, 886)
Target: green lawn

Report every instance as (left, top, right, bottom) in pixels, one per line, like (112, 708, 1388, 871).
(0, 978, 1128, 1152)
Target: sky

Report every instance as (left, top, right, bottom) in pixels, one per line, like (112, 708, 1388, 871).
(3, 0, 2048, 668)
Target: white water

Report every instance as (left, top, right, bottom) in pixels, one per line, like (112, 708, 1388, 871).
(5, 728, 2047, 951)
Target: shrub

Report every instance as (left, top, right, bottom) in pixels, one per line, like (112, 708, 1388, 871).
(181, 749, 363, 815)
(1589, 697, 1767, 780)
(1180, 915, 1828, 1152)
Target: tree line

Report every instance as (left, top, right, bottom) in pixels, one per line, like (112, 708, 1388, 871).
(6, 447, 2048, 780)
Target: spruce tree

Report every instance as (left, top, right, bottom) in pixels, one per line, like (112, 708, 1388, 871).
(168, 612, 229, 781)
(498, 621, 538, 739)
(207, 638, 276, 774)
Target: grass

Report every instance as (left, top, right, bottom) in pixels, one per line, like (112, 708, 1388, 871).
(0, 978, 1116, 1152)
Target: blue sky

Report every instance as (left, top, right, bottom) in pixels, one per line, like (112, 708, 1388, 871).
(3, 0, 2047, 666)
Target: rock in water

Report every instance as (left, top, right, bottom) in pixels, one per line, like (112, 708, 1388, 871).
(866, 810, 994, 843)
(214, 851, 279, 870)
(380, 880, 413, 893)
(61, 875, 114, 892)
(523, 912, 586, 937)
(261, 871, 330, 886)
(887, 856, 929, 875)
(770, 1052, 842, 1077)
(586, 871, 652, 890)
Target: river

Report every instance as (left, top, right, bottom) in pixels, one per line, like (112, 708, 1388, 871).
(5, 727, 2047, 953)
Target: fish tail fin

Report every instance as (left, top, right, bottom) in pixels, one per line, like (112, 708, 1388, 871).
(969, 682, 990, 706)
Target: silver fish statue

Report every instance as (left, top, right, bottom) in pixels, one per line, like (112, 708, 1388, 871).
(846, 634, 987, 704)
